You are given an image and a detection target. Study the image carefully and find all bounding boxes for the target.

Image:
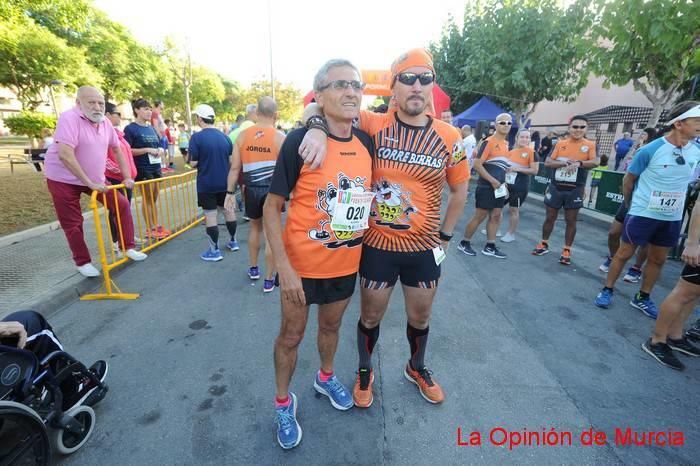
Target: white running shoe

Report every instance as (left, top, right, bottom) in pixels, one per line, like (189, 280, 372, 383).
(481, 229, 503, 237)
(77, 263, 100, 277)
(126, 249, 148, 261)
(501, 232, 515, 243)
(112, 242, 124, 259)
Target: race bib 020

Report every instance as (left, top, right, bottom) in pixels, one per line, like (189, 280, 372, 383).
(330, 190, 375, 232)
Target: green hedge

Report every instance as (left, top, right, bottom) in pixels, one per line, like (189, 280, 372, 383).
(5, 112, 57, 138)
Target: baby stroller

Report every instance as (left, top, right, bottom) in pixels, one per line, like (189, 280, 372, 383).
(0, 342, 108, 465)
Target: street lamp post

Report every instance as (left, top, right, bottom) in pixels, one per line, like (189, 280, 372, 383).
(49, 79, 63, 118)
(268, 0, 275, 100)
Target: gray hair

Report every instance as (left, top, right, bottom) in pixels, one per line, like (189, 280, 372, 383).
(313, 59, 361, 92)
(245, 104, 257, 116)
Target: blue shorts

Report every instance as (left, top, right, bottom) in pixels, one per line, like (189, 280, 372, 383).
(621, 215, 681, 248)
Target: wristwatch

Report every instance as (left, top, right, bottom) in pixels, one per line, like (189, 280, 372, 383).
(226, 191, 235, 195)
(306, 115, 326, 129)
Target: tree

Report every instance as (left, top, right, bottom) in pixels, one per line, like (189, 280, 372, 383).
(0, 16, 101, 110)
(240, 80, 303, 124)
(211, 79, 245, 122)
(431, 0, 595, 126)
(592, 0, 700, 127)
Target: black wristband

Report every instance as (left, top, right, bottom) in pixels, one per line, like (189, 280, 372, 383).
(226, 191, 234, 195)
(439, 231, 453, 241)
(306, 115, 326, 130)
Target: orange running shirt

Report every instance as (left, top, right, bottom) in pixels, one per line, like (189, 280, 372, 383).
(475, 136, 511, 186)
(358, 111, 470, 252)
(237, 126, 281, 187)
(269, 128, 374, 279)
(549, 138, 597, 189)
(507, 146, 537, 189)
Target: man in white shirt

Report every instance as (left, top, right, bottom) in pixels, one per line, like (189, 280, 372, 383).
(461, 125, 477, 164)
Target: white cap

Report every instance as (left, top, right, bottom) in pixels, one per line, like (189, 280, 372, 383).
(193, 104, 215, 119)
(667, 105, 700, 125)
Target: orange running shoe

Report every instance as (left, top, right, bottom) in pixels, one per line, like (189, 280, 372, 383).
(156, 225, 172, 238)
(404, 363, 444, 404)
(352, 368, 374, 408)
(559, 248, 571, 265)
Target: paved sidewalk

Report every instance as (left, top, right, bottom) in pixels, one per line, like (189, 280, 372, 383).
(0, 184, 198, 316)
(17, 196, 694, 465)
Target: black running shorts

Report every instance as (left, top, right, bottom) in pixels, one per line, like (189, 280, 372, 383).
(302, 273, 357, 305)
(360, 245, 440, 289)
(244, 186, 270, 220)
(681, 264, 700, 286)
(507, 189, 528, 208)
(544, 184, 584, 210)
(198, 192, 226, 210)
(475, 185, 507, 210)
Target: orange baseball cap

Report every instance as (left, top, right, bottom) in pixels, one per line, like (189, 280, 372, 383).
(390, 48, 435, 79)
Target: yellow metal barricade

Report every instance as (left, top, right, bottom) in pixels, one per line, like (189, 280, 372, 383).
(81, 170, 203, 300)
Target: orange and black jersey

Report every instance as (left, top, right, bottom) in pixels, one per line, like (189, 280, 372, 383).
(269, 127, 374, 279)
(475, 136, 511, 186)
(507, 146, 538, 189)
(237, 126, 281, 187)
(549, 138, 597, 189)
(358, 111, 470, 253)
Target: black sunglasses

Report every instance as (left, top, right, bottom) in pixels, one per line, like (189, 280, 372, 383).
(497, 121, 512, 126)
(673, 148, 685, 165)
(318, 80, 365, 91)
(571, 125, 587, 129)
(396, 72, 435, 86)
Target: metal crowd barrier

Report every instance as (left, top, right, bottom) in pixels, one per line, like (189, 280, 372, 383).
(80, 170, 203, 301)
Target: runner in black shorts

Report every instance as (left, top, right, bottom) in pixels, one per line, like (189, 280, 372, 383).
(226, 96, 285, 290)
(533, 115, 599, 265)
(642, 193, 700, 371)
(459, 113, 511, 258)
(500, 129, 538, 243)
(360, 246, 440, 289)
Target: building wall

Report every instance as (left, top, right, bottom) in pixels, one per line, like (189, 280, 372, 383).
(529, 75, 652, 127)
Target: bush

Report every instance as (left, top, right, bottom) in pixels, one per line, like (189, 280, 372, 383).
(4, 112, 57, 138)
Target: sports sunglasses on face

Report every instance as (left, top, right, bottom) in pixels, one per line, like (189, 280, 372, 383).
(396, 72, 435, 86)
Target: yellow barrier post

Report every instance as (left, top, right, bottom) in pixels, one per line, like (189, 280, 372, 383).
(81, 171, 203, 301)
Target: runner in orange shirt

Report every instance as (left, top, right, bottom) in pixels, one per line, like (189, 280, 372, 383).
(301, 48, 470, 407)
(264, 59, 374, 449)
(501, 129, 539, 242)
(225, 96, 285, 292)
(458, 112, 512, 258)
(533, 115, 599, 264)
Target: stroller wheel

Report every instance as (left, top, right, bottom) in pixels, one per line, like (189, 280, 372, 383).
(50, 405, 95, 455)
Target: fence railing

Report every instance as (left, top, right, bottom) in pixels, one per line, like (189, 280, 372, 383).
(80, 170, 203, 301)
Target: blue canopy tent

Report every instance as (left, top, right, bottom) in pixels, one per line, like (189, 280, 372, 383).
(452, 96, 519, 128)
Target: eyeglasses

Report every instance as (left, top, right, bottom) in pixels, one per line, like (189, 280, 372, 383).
(318, 80, 365, 91)
(396, 72, 435, 86)
(673, 148, 685, 165)
(497, 121, 512, 126)
(571, 125, 587, 129)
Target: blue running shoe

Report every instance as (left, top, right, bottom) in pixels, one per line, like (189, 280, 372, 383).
(263, 279, 275, 293)
(226, 240, 240, 252)
(275, 392, 302, 449)
(599, 256, 611, 273)
(630, 294, 658, 319)
(248, 266, 260, 280)
(313, 372, 353, 410)
(200, 249, 223, 262)
(595, 288, 614, 308)
(623, 266, 642, 283)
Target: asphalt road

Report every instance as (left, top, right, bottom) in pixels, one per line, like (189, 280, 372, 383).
(46, 196, 699, 465)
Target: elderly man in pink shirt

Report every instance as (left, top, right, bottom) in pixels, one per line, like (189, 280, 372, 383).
(44, 86, 147, 277)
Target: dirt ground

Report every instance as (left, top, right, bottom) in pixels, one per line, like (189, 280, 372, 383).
(0, 149, 187, 236)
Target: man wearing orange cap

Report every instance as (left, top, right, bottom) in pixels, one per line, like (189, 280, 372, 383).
(301, 48, 470, 407)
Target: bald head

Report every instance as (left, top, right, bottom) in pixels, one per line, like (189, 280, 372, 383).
(76, 86, 105, 123)
(257, 96, 278, 119)
(461, 124, 472, 137)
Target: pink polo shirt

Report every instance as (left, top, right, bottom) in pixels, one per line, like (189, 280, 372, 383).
(44, 106, 119, 186)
